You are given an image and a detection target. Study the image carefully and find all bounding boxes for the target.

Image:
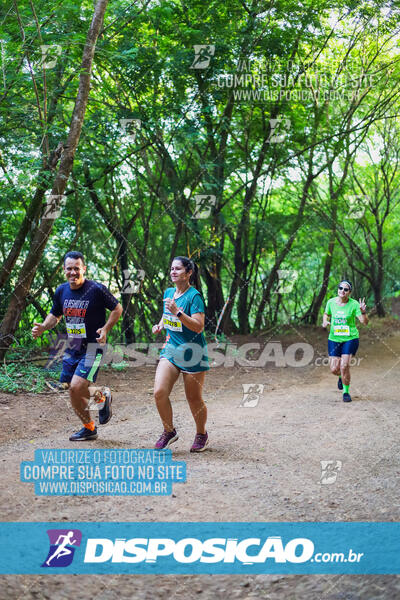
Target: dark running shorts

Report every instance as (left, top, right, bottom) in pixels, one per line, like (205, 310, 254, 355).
(60, 350, 103, 383)
(328, 338, 359, 357)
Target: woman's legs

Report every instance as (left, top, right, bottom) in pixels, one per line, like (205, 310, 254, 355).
(340, 354, 353, 401)
(329, 356, 341, 376)
(182, 371, 207, 434)
(154, 359, 180, 431)
(340, 354, 352, 386)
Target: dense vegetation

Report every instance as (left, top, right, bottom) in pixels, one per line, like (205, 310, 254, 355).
(1, 0, 400, 356)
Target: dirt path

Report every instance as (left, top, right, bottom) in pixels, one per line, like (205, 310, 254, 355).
(1, 323, 400, 598)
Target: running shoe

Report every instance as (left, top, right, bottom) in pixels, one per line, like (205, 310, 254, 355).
(337, 377, 343, 390)
(154, 429, 178, 450)
(343, 393, 352, 402)
(69, 426, 98, 441)
(99, 388, 113, 424)
(190, 432, 209, 453)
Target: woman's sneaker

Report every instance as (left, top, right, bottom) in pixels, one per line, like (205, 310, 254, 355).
(338, 377, 343, 390)
(155, 429, 178, 450)
(190, 432, 209, 453)
(343, 392, 352, 402)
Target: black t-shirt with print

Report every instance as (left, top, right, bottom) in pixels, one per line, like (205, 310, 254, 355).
(50, 279, 119, 353)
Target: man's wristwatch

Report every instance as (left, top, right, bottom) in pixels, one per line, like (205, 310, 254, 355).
(176, 310, 183, 318)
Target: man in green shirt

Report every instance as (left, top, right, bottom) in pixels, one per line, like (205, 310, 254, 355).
(323, 280, 368, 402)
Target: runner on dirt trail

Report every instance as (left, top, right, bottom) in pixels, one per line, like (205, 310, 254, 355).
(152, 256, 210, 452)
(32, 251, 122, 440)
(322, 279, 368, 402)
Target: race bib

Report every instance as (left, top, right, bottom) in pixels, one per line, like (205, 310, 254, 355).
(66, 323, 87, 338)
(333, 325, 350, 336)
(163, 314, 183, 332)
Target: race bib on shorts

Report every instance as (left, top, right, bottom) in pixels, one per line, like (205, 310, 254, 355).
(333, 325, 350, 336)
(66, 323, 87, 338)
(163, 314, 183, 332)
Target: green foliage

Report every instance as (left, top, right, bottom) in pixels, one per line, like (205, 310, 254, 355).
(2, 0, 400, 351)
(0, 363, 61, 394)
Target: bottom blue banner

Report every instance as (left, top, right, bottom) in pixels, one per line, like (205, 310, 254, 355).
(0, 522, 398, 574)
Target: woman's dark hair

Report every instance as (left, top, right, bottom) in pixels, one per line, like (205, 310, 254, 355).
(173, 256, 200, 290)
(173, 256, 209, 327)
(64, 251, 85, 265)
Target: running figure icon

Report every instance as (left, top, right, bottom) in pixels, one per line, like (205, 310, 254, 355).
(45, 531, 77, 566)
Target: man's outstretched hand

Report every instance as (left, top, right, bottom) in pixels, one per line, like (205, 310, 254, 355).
(32, 322, 45, 339)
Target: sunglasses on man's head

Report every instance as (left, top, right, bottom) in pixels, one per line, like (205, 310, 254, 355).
(338, 286, 350, 291)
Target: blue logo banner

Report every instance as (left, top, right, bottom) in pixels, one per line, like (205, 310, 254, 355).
(0, 522, 399, 574)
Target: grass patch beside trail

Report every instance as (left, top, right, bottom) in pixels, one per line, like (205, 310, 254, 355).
(0, 363, 61, 394)
(0, 357, 130, 393)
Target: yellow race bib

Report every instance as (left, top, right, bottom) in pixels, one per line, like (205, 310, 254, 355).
(333, 325, 350, 336)
(66, 323, 87, 338)
(163, 314, 183, 332)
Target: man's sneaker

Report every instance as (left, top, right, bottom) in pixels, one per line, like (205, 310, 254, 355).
(99, 388, 112, 424)
(190, 432, 209, 453)
(155, 429, 178, 450)
(343, 393, 352, 402)
(338, 377, 343, 390)
(69, 426, 98, 441)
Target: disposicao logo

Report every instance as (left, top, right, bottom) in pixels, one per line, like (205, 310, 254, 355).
(83, 536, 314, 564)
(42, 529, 82, 567)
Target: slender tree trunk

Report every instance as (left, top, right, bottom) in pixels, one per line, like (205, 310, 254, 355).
(373, 284, 385, 317)
(375, 227, 386, 317)
(0, 0, 109, 359)
(302, 215, 337, 324)
(237, 276, 250, 334)
(117, 238, 136, 344)
(0, 57, 74, 289)
(254, 172, 314, 330)
(203, 266, 225, 332)
(306, 233, 336, 324)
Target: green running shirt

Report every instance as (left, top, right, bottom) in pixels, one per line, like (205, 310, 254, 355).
(324, 297, 362, 342)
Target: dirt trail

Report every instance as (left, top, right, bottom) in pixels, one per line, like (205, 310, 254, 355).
(1, 324, 400, 598)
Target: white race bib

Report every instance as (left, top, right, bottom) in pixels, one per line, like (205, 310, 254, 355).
(66, 323, 87, 338)
(163, 314, 183, 332)
(333, 325, 350, 336)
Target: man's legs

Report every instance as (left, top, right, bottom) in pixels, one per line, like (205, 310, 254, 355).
(68, 374, 98, 441)
(69, 374, 92, 424)
(75, 350, 112, 425)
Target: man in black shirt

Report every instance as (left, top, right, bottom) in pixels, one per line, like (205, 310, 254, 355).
(32, 251, 123, 441)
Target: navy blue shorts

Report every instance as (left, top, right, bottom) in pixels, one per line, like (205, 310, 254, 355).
(60, 350, 103, 384)
(328, 338, 359, 357)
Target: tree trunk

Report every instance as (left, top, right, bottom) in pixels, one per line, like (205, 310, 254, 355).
(203, 266, 225, 332)
(117, 238, 136, 344)
(0, 0, 109, 360)
(302, 221, 337, 324)
(375, 227, 386, 317)
(254, 172, 313, 331)
(0, 56, 75, 289)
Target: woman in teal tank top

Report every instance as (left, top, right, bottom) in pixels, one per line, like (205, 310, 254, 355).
(152, 257, 209, 452)
(322, 280, 368, 402)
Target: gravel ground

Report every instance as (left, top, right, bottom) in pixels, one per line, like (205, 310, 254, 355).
(1, 323, 399, 598)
